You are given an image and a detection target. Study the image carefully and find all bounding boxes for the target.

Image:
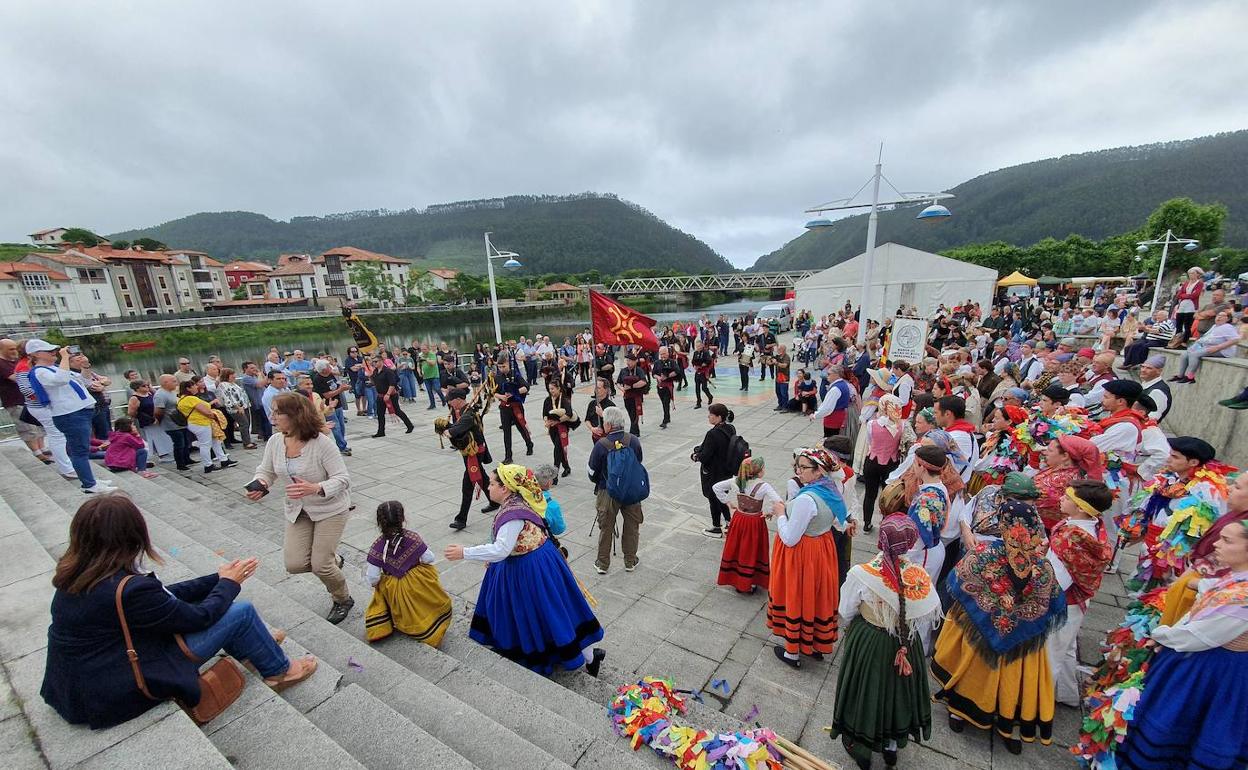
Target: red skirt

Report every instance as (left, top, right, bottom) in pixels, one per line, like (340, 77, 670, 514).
(717, 513, 770, 591)
(766, 531, 839, 656)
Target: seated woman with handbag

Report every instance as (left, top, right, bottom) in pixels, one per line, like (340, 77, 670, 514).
(40, 494, 317, 730)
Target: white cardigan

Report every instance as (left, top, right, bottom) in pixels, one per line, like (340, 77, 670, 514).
(251, 432, 352, 522)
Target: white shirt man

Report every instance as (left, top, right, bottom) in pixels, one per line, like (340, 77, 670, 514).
(1016, 345, 1042, 385)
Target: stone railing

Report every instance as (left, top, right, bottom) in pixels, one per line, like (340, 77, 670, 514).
(1152, 348, 1247, 463)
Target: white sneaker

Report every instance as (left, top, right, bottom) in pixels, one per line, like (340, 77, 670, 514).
(83, 483, 115, 494)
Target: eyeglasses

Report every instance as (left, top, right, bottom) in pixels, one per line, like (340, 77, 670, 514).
(793, 463, 818, 472)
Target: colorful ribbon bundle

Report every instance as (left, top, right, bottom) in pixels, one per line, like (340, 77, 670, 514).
(608, 677, 783, 770)
(1013, 411, 1089, 454)
(1071, 669, 1146, 770)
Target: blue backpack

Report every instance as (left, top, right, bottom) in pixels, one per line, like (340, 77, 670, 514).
(606, 438, 649, 505)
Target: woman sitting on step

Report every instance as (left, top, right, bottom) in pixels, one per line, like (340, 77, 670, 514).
(41, 494, 316, 730)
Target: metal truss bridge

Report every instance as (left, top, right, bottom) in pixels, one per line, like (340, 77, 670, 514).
(604, 270, 817, 294)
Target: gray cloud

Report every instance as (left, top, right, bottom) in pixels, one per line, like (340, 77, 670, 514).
(3, 0, 1246, 266)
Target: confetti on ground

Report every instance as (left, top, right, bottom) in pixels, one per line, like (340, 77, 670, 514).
(214, 549, 225, 557)
(711, 678, 731, 695)
(347, 656, 365, 672)
(743, 704, 760, 722)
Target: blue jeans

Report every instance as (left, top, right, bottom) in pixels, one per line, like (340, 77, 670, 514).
(109, 447, 149, 472)
(52, 408, 97, 489)
(424, 377, 445, 408)
(92, 403, 111, 440)
(775, 378, 789, 409)
(184, 600, 289, 679)
(167, 427, 192, 468)
(362, 385, 377, 416)
(330, 407, 349, 452)
(398, 370, 417, 399)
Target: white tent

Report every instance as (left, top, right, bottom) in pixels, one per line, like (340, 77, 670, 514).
(793, 242, 998, 321)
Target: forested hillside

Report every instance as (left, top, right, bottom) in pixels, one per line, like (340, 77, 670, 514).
(109, 194, 732, 275)
(753, 131, 1248, 271)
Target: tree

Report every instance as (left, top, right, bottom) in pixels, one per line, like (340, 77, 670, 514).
(1145, 198, 1227, 249)
(232, 287, 247, 300)
(111, 240, 131, 250)
(404, 268, 435, 303)
(347, 262, 398, 305)
(132, 237, 168, 251)
(60, 227, 103, 246)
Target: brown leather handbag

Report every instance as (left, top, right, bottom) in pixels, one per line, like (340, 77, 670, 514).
(114, 575, 246, 725)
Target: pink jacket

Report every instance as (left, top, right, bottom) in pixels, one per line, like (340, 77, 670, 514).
(104, 431, 146, 469)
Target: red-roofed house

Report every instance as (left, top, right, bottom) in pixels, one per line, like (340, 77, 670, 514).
(425, 268, 460, 292)
(28, 227, 69, 246)
(267, 254, 320, 300)
(0, 262, 80, 324)
(21, 250, 122, 318)
(315, 246, 412, 305)
(60, 244, 226, 315)
(223, 260, 274, 290)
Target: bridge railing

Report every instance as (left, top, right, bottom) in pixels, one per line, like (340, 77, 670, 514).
(605, 271, 817, 294)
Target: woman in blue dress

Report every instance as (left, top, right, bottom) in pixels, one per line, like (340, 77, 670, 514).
(445, 463, 605, 676)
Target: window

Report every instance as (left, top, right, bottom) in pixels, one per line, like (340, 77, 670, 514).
(91, 289, 101, 300)
(158, 276, 167, 289)
(21, 273, 51, 290)
(124, 296, 133, 308)
(10, 298, 20, 309)
(118, 276, 128, 290)
(59, 296, 68, 307)
(163, 293, 172, 305)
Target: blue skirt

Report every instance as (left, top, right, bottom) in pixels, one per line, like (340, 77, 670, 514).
(1118, 646, 1248, 770)
(469, 539, 604, 675)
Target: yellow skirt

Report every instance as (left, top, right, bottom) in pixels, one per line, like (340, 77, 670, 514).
(1159, 569, 1200, 627)
(365, 563, 453, 647)
(931, 606, 1055, 744)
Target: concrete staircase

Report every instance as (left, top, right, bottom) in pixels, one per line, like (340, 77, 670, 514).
(0, 446, 768, 769)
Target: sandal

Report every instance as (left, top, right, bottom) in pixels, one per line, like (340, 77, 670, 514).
(243, 443, 258, 450)
(271, 629, 287, 644)
(265, 655, 317, 691)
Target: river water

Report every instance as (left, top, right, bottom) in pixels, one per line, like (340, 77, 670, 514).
(87, 298, 774, 382)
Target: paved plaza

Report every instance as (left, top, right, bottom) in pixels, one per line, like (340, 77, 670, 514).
(171, 367, 1121, 768)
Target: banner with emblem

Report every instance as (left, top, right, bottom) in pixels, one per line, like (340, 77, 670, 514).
(589, 290, 660, 351)
(887, 317, 928, 364)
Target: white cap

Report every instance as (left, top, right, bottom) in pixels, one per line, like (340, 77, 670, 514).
(25, 338, 58, 354)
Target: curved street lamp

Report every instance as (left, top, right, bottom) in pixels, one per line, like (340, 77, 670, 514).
(484, 232, 523, 344)
(1136, 230, 1199, 314)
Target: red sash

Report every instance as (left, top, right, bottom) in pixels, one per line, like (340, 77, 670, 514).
(1098, 409, 1144, 434)
(509, 400, 527, 429)
(557, 423, 570, 450)
(946, 419, 977, 436)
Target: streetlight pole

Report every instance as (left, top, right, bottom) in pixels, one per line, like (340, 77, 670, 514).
(485, 232, 502, 344)
(1137, 229, 1199, 314)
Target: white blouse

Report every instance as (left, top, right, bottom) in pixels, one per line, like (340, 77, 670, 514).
(776, 493, 848, 547)
(1151, 573, 1248, 652)
(711, 478, 784, 509)
(463, 520, 525, 563)
(365, 550, 436, 586)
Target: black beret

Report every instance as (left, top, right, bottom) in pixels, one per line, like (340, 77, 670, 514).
(1042, 384, 1070, 403)
(1133, 392, 1157, 413)
(1103, 379, 1143, 400)
(1168, 436, 1215, 463)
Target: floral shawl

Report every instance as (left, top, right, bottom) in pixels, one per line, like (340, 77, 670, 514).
(1188, 572, 1248, 623)
(1049, 520, 1112, 607)
(366, 529, 428, 578)
(907, 483, 948, 549)
(948, 500, 1066, 662)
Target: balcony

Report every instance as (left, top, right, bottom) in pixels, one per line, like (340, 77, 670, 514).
(197, 288, 215, 300)
(194, 281, 215, 291)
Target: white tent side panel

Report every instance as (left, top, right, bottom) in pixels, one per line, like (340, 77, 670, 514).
(792, 242, 997, 321)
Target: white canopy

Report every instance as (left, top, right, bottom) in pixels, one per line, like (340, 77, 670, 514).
(793, 242, 998, 321)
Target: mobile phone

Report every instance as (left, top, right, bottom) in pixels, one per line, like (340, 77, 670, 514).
(244, 479, 269, 496)
(66, 345, 82, 355)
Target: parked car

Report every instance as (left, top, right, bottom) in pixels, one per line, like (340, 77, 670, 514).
(756, 302, 794, 332)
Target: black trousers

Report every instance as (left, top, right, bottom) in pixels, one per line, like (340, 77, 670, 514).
(624, 397, 641, 436)
(694, 373, 713, 405)
(738, 366, 750, 390)
(1175, 312, 1196, 343)
(701, 470, 730, 528)
(578, 362, 591, 382)
(861, 456, 899, 526)
(1122, 339, 1163, 367)
(658, 386, 672, 425)
(549, 429, 570, 471)
(500, 406, 532, 460)
(376, 393, 413, 435)
(455, 465, 490, 524)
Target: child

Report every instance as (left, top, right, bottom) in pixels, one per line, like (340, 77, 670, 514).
(1045, 479, 1113, 706)
(534, 465, 568, 557)
(712, 457, 782, 593)
(823, 435, 860, 586)
(364, 501, 453, 647)
(103, 417, 158, 479)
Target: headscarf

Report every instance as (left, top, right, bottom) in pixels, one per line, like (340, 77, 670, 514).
(902, 430, 966, 498)
(1002, 404, 1029, 425)
(795, 446, 836, 472)
(496, 464, 547, 516)
(736, 456, 765, 492)
(876, 394, 904, 436)
(878, 513, 921, 675)
(916, 406, 935, 428)
(1055, 435, 1104, 480)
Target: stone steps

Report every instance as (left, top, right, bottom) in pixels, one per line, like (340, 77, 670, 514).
(0, 448, 692, 770)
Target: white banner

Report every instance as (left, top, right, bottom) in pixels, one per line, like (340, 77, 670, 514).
(887, 317, 928, 364)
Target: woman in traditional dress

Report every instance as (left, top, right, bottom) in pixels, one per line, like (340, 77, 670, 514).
(860, 395, 913, 533)
(541, 378, 579, 479)
(445, 464, 605, 676)
(829, 513, 941, 770)
(712, 456, 782, 593)
(901, 445, 953, 585)
(1116, 520, 1248, 770)
(933, 499, 1066, 755)
(767, 447, 850, 669)
(1032, 434, 1103, 532)
(364, 501, 453, 646)
(967, 405, 1027, 496)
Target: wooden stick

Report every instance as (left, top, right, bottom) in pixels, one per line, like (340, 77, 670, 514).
(772, 742, 819, 770)
(774, 735, 836, 770)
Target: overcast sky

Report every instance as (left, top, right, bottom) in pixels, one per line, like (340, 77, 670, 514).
(4, 0, 1247, 267)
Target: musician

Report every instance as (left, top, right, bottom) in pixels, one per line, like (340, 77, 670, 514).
(542, 379, 579, 478)
(440, 357, 470, 400)
(691, 338, 714, 409)
(757, 328, 777, 381)
(593, 344, 615, 388)
(653, 346, 680, 429)
(494, 356, 534, 463)
(585, 377, 615, 445)
(673, 337, 690, 390)
(443, 386, 498, 530)
(616, 351, 650, 437)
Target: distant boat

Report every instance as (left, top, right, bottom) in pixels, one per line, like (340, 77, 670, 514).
(120, 341, 157, 351)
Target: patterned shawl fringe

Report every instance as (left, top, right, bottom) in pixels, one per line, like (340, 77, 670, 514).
(949, 602, 1066, 666)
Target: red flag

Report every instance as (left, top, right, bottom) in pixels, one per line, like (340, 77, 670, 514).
(590, 290, 660, 351)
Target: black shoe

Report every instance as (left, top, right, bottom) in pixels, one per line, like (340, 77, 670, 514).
(405, 425, 415, 434)
(176, 465, 190, 471)
(449, 519, 467, 530)
(561, 467, 571, 478)
(947, 713, 964, 733)
(503, 456, 513, 464)
(525, 445, 533, 456)
(204, 466, 216, 474)
(326, 596, 354, 625)
(220, 459, 237, 468)
(371, 433, 384, 438)
(660, 422, 668, 429)
(585, 648, 606, 678)
(1002, 737, 1022, 755)
(882, 747, 897, 768)
(863, 523, 875, 533)
(427, 405, 437, 410)
(809, 652, 824, 661)
(694, 404, 702, 409)
(704, 526, 723, 537)
(481, 501, 500, 513)
(773, 645, 800, 669)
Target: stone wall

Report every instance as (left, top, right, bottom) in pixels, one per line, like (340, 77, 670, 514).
(1153, 348, 1248, 465)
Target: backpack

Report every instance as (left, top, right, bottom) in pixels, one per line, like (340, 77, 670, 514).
(726, 432, 751, 476)
(606, 438, 649, 505)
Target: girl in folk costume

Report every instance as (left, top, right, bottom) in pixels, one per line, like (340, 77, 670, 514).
(958, 472, 1041, 551)
(1032, 435, 1104, 532)
(1044, 480, 1114, 707)
(767, 447, 852, 669)
(933, 499, 1066, 755)
(444, 464, 605, 677)
(829, 514, 942, 770)
(967, 405, 1027, 496)
(900, 445, 956, 586)
(1114, 521, 1248, 770)
(364, 502, 453, 646)
(860, 395, 915, 533)
(712, 457, 783, 594)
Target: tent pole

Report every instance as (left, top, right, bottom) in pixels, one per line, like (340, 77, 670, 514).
(857, 145, 883, 347)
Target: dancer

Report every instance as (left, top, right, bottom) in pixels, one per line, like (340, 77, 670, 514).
(445, 464, 605, 677)
(1032, 435, 1103, 532)
(616, 351, 650, 436)
(439, 386, 497, 531)
(584, 376, 615, 444)
(829, 514, 941, 770)
(901, 445, 952, 584)
(653, 346, 680, 429)
(541, 379, 578, 478)
(712, 456, 781, 593)
(695, 403, 737, 536)
(364, 501, 453, 647)
(860, 395, 911, 533)
(495, 357, 534, 462)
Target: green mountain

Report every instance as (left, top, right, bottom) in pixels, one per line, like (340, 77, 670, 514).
(109, 193, 733, 276)
(752, 130, 1248, 271)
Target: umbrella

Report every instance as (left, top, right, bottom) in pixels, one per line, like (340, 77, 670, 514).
(997, 270, 1038, 287)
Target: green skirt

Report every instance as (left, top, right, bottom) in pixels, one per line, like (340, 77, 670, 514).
(828, 615, 932, 758)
